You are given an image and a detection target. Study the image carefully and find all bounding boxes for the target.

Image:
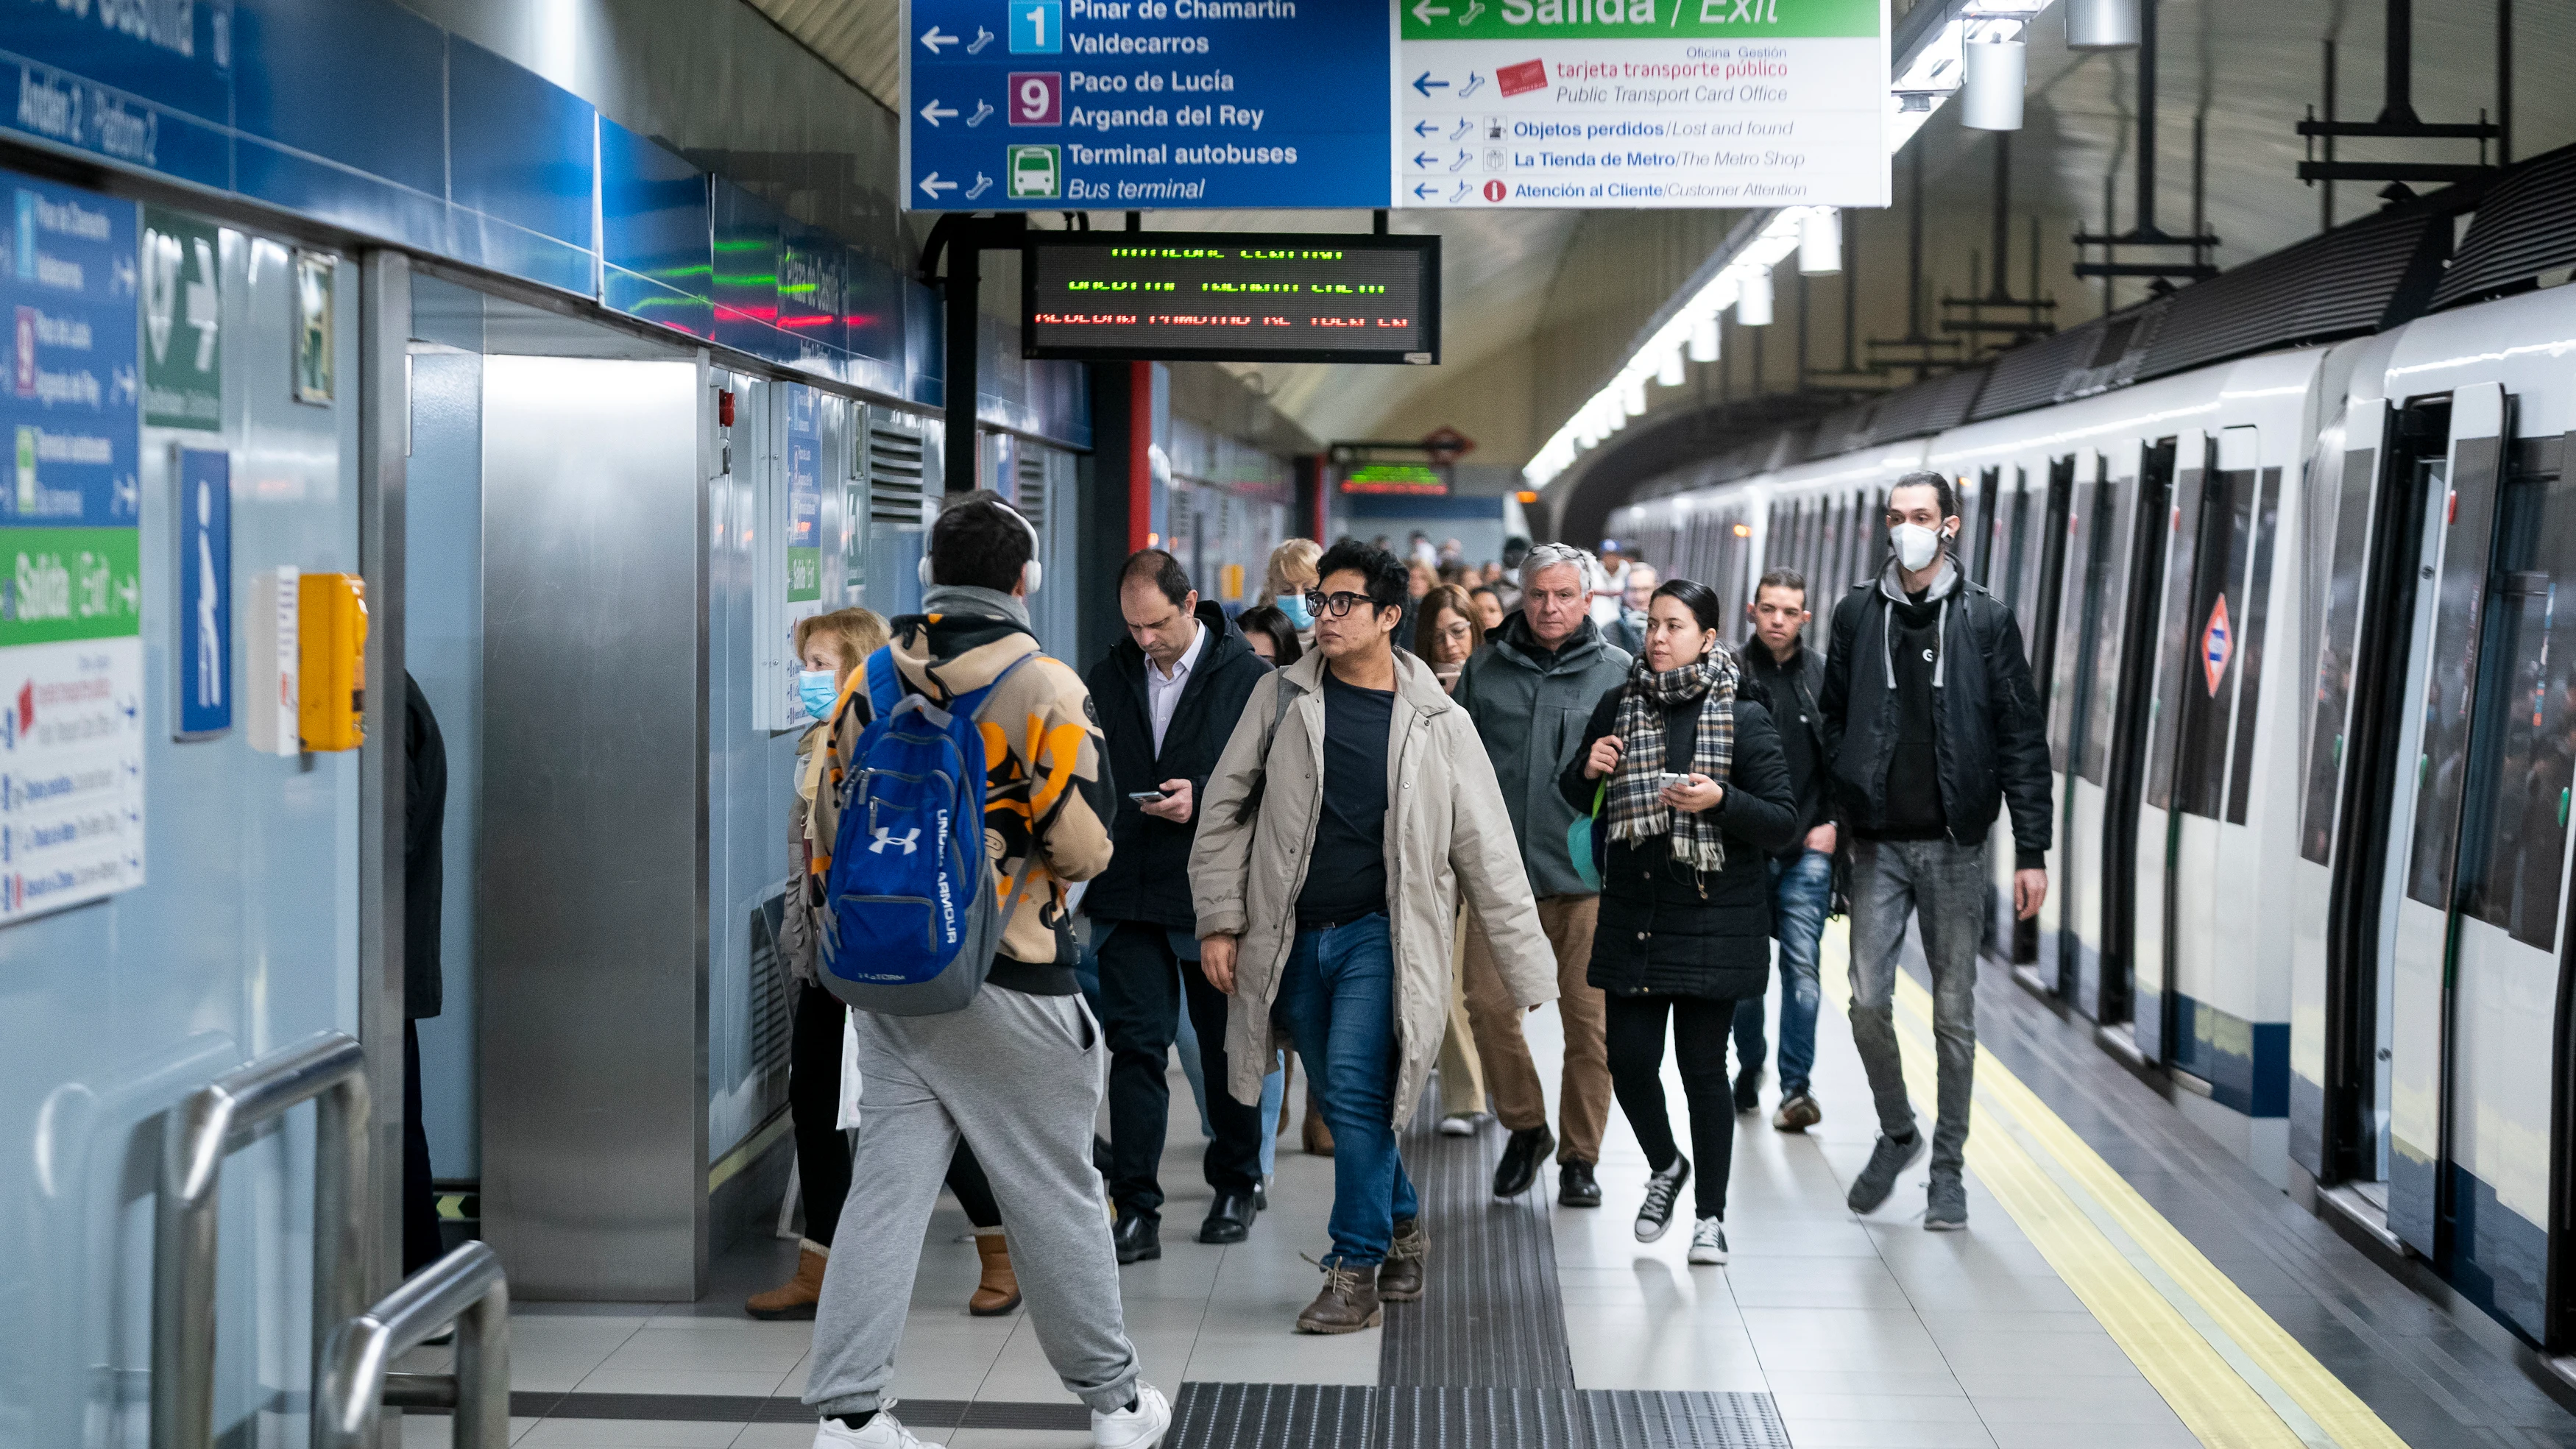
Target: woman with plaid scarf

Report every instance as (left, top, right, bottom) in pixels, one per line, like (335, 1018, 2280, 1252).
(1558, 578, 1799, 1266)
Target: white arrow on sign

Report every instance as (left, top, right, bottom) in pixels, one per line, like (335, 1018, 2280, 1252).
(1412, 0, 1448, 19)
(920, 99, 958, 125)
(919, 172, 959, 199)
(919, 26, 958, 52)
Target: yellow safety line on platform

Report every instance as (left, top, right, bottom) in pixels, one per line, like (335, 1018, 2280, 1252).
(1818, 924, 2407, 1449)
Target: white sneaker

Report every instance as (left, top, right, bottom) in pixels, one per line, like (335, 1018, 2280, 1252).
(1438, 1113, 1479, 1137)
(813, 1404, 942, 1448)
(1688, 1217, 1729, 1265)
(1093, 1382, 1172, 1449)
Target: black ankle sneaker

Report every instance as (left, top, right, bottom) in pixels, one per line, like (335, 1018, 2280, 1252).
(1634, 1155, 1691, 1243)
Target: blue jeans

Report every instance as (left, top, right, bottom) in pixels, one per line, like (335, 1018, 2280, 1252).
(1766, 849, 1833, 1098)
(1272, 914, 1418, 1266)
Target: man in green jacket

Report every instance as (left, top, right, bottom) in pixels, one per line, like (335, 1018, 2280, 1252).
(1454, 542, 1634, 1207)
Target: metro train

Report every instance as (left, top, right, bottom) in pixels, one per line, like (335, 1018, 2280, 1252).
(1608, 151, 2576, 1353)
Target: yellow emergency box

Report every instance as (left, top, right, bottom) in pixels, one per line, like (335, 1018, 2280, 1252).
(297, 571, 368, 751)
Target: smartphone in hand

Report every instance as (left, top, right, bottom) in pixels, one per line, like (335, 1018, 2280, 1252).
(1128, 790, 1167, 805)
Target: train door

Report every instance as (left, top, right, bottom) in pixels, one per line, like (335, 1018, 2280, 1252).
(2071, 448, 2145, 1018)
(2132, 433, 2221, 1062)
(1973, 465, 2002, 586)
(2028, 458, 2081, 985)
(2102, 438, 2182, 1038)
(2164, 428, 2287, 1105)
(2053, 453, 2131, 1004)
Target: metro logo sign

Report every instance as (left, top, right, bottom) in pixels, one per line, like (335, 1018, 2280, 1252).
(2202, 595, 2232, 695)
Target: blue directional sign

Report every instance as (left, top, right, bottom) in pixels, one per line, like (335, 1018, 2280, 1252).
(905, 0, 1393, 210)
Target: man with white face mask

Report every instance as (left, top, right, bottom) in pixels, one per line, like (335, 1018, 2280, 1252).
(1819, 472, 2053, 1233)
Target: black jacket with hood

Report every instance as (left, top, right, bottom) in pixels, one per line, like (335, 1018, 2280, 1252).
(1082, 600, 1271, 929)
(1819, 557, 2054, 867)
(1741, 639, 1832, 857)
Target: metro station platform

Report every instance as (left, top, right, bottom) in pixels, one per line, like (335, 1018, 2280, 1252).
(400, 926, 2576, 1449)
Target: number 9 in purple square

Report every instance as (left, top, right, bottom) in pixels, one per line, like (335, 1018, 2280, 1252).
(1008, 71, 1062, 126)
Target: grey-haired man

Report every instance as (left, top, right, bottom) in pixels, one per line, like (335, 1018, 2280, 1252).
(1453, 542, 1632, 1207)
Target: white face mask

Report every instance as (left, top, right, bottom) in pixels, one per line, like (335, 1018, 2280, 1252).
(1891, 522, 1947, 573)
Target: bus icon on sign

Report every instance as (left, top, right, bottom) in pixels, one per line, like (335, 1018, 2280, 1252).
(1008, 145, 1061, 199)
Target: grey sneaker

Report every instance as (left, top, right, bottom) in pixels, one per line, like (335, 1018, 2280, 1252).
(1925, 1172, 1968, 1231)
(1846, 1130, 1925, 1214)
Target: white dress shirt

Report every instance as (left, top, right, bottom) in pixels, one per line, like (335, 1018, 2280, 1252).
(1145, 620, 1206, 757)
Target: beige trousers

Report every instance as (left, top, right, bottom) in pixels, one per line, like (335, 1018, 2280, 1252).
(1438, 910, 1488, 1119)
(1459, 895, 1609, 1165)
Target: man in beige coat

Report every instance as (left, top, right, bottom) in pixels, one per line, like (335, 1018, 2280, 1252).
(1192, 539, 1559, 1335)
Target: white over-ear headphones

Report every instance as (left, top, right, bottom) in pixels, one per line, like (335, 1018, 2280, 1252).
(919, 497, 1044, 594)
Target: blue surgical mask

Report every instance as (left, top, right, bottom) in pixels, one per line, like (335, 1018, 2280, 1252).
(797, 669, 839, 721)
(1278, 592, 1312, 629)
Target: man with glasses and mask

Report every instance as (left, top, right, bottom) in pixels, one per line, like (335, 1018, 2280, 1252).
(1820, 472, 2053, 1232)
(1452, 542, 1632, 1208)
(1085, 549, 1273, 1264)
(1192, 539, 1555, 1334)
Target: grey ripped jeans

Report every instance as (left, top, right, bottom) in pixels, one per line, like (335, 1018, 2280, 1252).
(1846, 837, 1986, 1178)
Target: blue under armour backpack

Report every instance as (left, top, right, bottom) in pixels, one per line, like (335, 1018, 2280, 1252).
(818, 646, 1041, 1016)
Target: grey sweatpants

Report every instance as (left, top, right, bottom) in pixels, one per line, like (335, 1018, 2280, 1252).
(1847, 837, 1986, 1178)
(802, 986, 1140, 1419)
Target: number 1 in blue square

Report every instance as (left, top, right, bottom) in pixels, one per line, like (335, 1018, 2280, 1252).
(1010, 1, 1061, 52)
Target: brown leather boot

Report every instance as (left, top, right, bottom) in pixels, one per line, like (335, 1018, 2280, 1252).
(1377, 1218, 1426, 1303)
(1302, 1085, 1335, 1157)
(969, 1232, 1022, 1316)
(744, 1247, 827, 1320)
(1295, 1261, 1382, 1334)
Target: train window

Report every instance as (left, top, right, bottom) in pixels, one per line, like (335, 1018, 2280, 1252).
(2407, 436, 2504, 910)
(1973, 466, 2001, 585)
(2175, 464, 2261, 821)
(2081, 467, 2134, 788)
(2002, 474, 2031, 620)
(2145, 443, 2204, 812)
(2458, 450, 2576, 949)
(1871, 489, 1892, 578)
(2046, 464, 2089, 769)
(2225, 469, 2285, 823)
(2299, 442, 2380, 865)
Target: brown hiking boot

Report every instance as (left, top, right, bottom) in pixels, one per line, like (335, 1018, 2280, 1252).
(1295, 1261, 1383, 1334)
(1378, 1219, 1426, 1303)
(744, 1247, 826, 1319)
(969, 1232, 1022, 1316)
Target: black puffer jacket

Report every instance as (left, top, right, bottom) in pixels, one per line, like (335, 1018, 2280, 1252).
(1819, 559, 2054, 867)
(1082, 602, 1270, 929)
(1558, 678, 1799, 1001)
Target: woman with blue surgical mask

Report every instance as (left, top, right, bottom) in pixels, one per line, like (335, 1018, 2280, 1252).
(1260, 536, 1323, 653)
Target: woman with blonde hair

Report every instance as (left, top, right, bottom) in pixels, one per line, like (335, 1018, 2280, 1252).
(1260, 538, 1323, 652)
(751, 606, 1022, 1321)
(1412, 584, 1496, 1136)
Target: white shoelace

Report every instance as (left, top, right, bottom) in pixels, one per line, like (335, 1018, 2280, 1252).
(1640, 1163, 1685, 1222)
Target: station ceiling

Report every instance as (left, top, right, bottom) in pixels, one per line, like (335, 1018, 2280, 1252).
(751, 0, 2575, 501)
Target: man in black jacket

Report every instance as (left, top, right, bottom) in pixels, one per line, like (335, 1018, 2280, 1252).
(1740, 570, 1836, 1136)
(1084, 550, 1273, 1262)
(1821, 473, 2052, 1232)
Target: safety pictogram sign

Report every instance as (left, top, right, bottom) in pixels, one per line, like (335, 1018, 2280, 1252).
(2202, 595, 2232, 695)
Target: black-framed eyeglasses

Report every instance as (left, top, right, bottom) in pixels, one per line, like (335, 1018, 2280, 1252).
(1305, 589, 1382, 619)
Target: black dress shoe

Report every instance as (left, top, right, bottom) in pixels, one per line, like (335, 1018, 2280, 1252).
(1558, 1160, 1602, 1208)
(1491, 1124, 1556, 1198)
(1113, 1212, 1161, 1264)
(1253, 1179, 1269, 1212)
(1200, 1191, 1258, 1244)
(1734, 1069, 1761, 1114)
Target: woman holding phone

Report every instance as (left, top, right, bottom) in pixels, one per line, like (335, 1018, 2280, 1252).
(1560, 578, 1796, 1265)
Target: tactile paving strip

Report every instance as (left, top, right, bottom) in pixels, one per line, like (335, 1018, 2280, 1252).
(1379, 1100, 1577, 1387)
(1165, 1384, 1796, 1449)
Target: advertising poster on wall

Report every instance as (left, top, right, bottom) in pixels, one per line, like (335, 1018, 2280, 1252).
(1398, 0, 1888, 208)
(1, 170, 146, 921)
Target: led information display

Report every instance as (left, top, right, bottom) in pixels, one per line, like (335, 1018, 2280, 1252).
(1337, 462, 1450, 495)
(1022, 232, 1440, 363)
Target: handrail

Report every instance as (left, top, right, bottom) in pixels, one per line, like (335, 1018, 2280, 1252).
(151, 1031, 371, 1449)
(316, 1241, 510, 1449)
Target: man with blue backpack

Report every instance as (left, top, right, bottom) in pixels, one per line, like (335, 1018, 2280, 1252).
(801, 492, 1170, 1449)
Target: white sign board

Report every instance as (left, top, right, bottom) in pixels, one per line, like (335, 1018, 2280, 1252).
(1397, 0, 1889, 208)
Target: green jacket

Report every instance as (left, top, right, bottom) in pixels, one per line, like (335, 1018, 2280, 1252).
(1454, 612, 1632, 899)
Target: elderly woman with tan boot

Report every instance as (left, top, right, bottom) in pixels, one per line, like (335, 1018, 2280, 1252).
(746, 607, 1022, 1320)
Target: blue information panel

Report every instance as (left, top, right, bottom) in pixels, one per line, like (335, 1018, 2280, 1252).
(177, 448, 230, 740)
(903, 0, 1393, 210)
